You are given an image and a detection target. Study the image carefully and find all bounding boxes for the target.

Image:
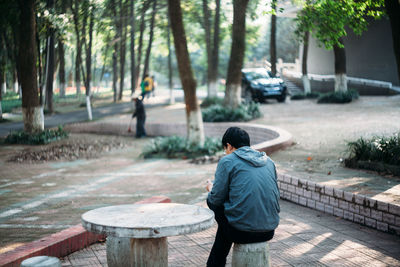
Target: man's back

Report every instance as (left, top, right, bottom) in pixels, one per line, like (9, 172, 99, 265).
(208, 146, 280, 232)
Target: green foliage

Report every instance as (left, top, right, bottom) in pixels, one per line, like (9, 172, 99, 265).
(202, 102, 262, 122)
(142, 136, 223, 159)
(291, 92, 321, 100)
(3, 91, 19, 100)
(295, 0, 385, 50)
(317, 89, 359, 104)
(1, 99, 21, 113)
(5, 126, 69, 145)
(200, 97, 224, 108)
(346, 134, 400, 166)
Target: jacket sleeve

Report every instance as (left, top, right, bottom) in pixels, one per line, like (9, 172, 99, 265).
(207, 158, 230, 207)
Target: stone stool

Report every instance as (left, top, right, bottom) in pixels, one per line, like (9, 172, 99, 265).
(20, 256, 61, 267)
(232, 242, 270, 267)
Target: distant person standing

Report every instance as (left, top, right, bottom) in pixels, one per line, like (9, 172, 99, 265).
(131, 93, 146, 138)
(142, 74, 153, 99)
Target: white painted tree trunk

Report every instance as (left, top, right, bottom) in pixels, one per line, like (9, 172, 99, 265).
(187, 109, 205, 147)
(86, 95, 93, 121)
(302, 75, 311, 94)
(13, 81, 18, 94)
(334, 74, 348, 92)
(59, 82, 65, 98)
(209, 81, 218, 97)
(1, 81, 6, 95)
(169, 88, 175, 104)
(224, 84, 241, 108)
(22, 106, 44, 132)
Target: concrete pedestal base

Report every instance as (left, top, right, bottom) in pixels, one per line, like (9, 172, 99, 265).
(106, 236, 168, 267)
(20, 256, 61, 267)
(232, 242, 270, 267)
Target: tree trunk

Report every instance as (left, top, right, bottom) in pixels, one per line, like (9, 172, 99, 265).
(72, 0, 82, 96)
(167, 16, 174, 104)
(18, 0, 43, 133)
(270, 0, 277, 76)
(13, 69, 18, 94)
(118, 0, 127, 101)
(45, 0, 55, 114)
(209, 0, 221, 97)
(0, 33, 6, 97)
(134, 1, 149, 88)
(333, 37, 347, 92)
(112, 51, 118, 102)
(302, 31, 311, 94)
(224, 0, 249, 108)
(130, 0, 135, 93)
(142, 0, 157, 80)
(385, 0, 400, 83)
(168, 0, 204, 146)
(85, 5, 94, 121)
(58, 39, 66, 97)
(202, 0, 212, 97)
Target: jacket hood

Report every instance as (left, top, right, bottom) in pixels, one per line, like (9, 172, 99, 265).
(233, 146, 269, 167)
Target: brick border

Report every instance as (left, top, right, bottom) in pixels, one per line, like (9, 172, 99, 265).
(65, 121, 293, 154)
(0, 196, 171, 267)
(277, 173, 400, 236)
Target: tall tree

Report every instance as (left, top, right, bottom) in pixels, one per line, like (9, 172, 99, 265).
(202, 0, 212, 96)
(18, 0, 44, 133)
(45, 0, 55, 114)
(384, 0, 400, 82)
(110, 0, 120, 101)
(301, 31, 311, 94)
(270, 0, 277, 76)
(82, 1, 94, 120)
(295, 0, 385, 92)
(58, 0, 67, 98)
(118, 0, 127, 100)
(142, 0, 157, 80)
(71, 0, 82, 96)
(167, 15, 174, 104)
(209, 0, 221, 97)
(168, 0, 205, 146)
(134, 1, 150, 88)
(130, 0, 135, 93)
(224, 0, 249, 108)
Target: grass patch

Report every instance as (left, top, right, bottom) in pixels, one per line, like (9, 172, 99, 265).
(202, 102, 262, 122)
(317, 89, 359, 104)
(4, 126, 69, 145)
(200, 97, 224, 108)
(291, 92, 321, 100)
(142, 136, 223, 159)
(345, 134, 400, 176)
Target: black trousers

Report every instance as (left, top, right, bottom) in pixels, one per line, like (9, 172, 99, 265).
(136, 116, 146, 137)
(206, 200, 275, 267)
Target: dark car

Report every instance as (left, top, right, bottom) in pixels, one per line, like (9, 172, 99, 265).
(241, 68, 287, 103)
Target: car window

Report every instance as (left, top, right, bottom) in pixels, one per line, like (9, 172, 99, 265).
(244, 69, 271, 80)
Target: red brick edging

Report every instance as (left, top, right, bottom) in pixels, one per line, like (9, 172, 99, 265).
(0, 195, 171, 267)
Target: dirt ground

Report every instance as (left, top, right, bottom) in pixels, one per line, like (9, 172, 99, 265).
(253, 96, 400, 204)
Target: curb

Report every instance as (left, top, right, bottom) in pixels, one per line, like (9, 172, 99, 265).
(0, 196, 171, 267)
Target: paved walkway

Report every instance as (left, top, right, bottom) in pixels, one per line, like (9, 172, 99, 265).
(61, 200, 400, 267)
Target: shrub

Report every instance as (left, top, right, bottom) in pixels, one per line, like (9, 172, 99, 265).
(142, 136, 223, 159)
(200, 97, 224, 108)
(317, 89, 359, 104)
(1, 99, 22, 113)
(202, 102, 262, 122)
(290, 92, 321, 100)
(4, 126, 69, 145)
(346, 134, 400, 166)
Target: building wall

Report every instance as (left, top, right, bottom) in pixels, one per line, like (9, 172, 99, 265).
(304, 18, 399, 86)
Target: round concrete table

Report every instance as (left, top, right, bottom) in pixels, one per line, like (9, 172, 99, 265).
(81, 203, 214, 267)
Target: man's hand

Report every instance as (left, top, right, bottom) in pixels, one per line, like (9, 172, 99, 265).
(205, 179, 213, 192)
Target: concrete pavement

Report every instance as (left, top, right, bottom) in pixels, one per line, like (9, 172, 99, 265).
(61, 200, 400, 266)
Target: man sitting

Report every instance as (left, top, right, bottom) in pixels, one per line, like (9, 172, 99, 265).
(206, 127, 280, 267)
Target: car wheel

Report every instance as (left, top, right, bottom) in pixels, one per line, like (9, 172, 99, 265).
(277, 94, 286, 103)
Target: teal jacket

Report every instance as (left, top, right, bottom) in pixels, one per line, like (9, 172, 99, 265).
(208, 146, 280, 232)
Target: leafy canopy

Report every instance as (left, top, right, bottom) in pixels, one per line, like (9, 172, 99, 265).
(295, 0, 385, 49)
